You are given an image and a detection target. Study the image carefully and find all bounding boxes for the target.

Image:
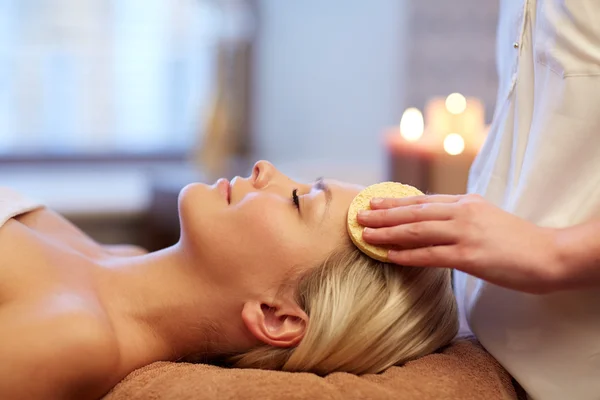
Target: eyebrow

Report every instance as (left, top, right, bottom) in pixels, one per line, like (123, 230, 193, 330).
(314, 177, 332, 222)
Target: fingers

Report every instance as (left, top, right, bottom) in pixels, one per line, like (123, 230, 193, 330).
(369, 194, 461, 210)
(362, 220, 458, 247)
(357, 203, 454, 228)
(386, 245, 458, 269)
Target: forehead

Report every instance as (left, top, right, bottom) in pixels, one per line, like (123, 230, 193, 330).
(319, 179, 363, 228)
(299, 179, 362, 256)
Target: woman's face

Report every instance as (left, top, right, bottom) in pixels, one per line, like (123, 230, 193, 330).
(178, 160, 363, 295)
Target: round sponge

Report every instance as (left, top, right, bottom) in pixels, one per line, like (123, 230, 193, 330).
(347, 182, 424, 262)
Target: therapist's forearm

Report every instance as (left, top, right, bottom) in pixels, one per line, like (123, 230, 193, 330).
(555, 217, 600, 291)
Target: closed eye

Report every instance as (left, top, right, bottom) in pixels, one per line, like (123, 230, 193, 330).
(291, 189, 300, 209)
(290, 178, 332, 219)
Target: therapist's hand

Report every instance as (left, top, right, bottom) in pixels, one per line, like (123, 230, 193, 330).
(357, 193, 564, 294)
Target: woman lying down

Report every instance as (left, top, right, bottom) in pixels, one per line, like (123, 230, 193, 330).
(0, 160, 458, 399)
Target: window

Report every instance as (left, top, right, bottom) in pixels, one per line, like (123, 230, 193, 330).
(0, 0, 222, 158)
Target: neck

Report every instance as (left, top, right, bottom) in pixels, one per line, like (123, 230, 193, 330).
(96, 243, 256, 368)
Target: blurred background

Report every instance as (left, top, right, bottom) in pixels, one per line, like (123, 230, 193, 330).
(0, 0, 499, 250)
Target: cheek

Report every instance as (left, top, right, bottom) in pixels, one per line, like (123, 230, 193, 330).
(188, 197, 311, 280)
(227, 200, 304, 262)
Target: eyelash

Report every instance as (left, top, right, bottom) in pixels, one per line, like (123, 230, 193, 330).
(291, 189, 300, 209)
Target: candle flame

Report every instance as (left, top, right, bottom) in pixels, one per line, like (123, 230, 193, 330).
(399, 108, 424, 142)
(443, 133, 465, 155)
(445, 93, 467, 115)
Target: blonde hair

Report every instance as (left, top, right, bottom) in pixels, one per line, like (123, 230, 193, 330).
(231, 242, 458, 375)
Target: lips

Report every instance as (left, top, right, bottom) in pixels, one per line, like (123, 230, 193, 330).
(216, 178, 231, 204)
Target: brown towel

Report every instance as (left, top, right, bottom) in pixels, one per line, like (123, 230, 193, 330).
(104, 339, 518, 400)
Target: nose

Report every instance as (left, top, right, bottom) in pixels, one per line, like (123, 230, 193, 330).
(251, 160, 275, 189)
(229, 160, 308, 206)
(229, 160, 276, 201)
(251, 160, 307, 194)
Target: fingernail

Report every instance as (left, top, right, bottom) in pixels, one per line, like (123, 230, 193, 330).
(358, 210, 371, 218)
(387, 250, 402, 261)
(371, 198, 383, 205)
(363, 227, 374, 234)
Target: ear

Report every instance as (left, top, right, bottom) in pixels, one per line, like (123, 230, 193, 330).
(241, 299, 308, 348)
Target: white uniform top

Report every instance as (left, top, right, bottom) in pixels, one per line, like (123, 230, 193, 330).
(0, 187, 43, 228)
(453, 1, 600, 399)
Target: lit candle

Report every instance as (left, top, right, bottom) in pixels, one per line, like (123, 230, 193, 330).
(399, 108, 424, 142)
(425, 98, 452, 141)
(425, 93, 485, 148)
(385, 95, 488, 194)
(443, 133, 465, 156)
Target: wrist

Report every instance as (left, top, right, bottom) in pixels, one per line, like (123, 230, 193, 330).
(552, 224, 600, 291)
(551, 227, 574, 291)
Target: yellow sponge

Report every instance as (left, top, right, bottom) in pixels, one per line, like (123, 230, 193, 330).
(347, 182, 424, 262)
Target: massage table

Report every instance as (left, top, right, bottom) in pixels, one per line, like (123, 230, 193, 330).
(104, 339, 522, 400)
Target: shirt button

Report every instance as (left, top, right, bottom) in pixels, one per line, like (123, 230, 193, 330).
(513, 42, 520, 49)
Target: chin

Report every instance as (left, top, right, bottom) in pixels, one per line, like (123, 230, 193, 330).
(178, 183, 208, 228)
(178, 183, 212, 212)
(177, 182, 225, 245)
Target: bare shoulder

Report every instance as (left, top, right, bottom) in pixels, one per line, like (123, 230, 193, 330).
(0, 306, 121, 399)
(14, 206, 148, 260)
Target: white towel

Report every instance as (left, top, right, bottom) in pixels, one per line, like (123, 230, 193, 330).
(0, 187, 44, 228)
